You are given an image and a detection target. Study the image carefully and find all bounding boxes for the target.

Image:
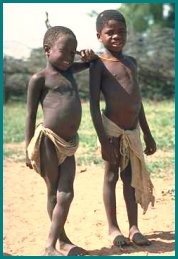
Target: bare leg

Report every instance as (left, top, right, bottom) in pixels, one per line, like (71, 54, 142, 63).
(103, 161, 129, 246)
(41, 137, 86, 255)
(120, 162, 138, 231)
(44, 171, 72, 246)
(121, 162, 151, 245)
(40, 136, 63, 255)
(56, 156, 87, 256)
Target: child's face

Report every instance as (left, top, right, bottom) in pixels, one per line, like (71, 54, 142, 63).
(97, 20, 127, 52)
(47, 34, 77, 71)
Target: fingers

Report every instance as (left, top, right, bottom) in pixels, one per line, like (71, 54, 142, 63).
(144, 146, 156, 155)
(77, 49, 97, 62)
(81, 49, 93, 61)
(26, 162, 33, 169)
(75, 50, 81, 55)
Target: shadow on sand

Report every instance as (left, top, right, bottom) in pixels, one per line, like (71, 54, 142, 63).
(88, 231, 175, 256)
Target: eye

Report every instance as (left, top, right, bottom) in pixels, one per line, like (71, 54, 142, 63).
(58, 49, 65, 53)
(106, 31, 113, 36)
(118, 30, 127, 34)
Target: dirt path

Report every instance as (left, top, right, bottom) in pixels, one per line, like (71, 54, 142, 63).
(3, 148, 175, 256)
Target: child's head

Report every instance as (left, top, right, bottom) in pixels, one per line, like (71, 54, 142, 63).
(96, 9, 126, 33)
(96, 10, 127, 52)
(43, 26, 77, 71)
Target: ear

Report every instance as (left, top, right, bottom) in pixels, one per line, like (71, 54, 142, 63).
(44, 44, 51, 56)
(97, 32, 102, 42)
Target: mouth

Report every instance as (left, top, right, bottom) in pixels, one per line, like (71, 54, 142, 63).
(58, 61, 72, 71)
(61, 60, 72, 69)
(63, 60, 72, 65)
(112, 41, 122, 46)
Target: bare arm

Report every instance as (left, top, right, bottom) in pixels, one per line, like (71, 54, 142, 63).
(71, 61, 90, 73)
(139, 102, 156, 155)
(72, 50, 98, 73)
(131, 57, 156, 155)
(89, 60, 107, 143)
(89, 60, 117, 164)
(25, 73, 44, 167)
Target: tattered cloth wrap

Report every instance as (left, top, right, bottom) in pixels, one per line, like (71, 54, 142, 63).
(102, 113, 155, 214)
(27, 124, 79, 176)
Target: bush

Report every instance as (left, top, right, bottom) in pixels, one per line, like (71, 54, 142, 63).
(125, 28, 174, 100)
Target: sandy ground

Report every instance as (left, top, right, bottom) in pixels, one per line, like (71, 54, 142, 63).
(3, 144, 175, 256)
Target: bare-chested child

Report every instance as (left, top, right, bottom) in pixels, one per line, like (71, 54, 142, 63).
(25, 26, 95, 256)
(89, 10, 157, 247)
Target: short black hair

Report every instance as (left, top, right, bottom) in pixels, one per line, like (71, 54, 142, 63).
(96, 9, 126, 33)
(43, 26, 76, 48)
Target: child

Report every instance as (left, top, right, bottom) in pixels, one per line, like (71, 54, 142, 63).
(25, 26, 95, 256)
(89, 10, 156, 247)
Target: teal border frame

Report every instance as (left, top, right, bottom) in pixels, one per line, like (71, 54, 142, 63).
(2, 1, 176, 258)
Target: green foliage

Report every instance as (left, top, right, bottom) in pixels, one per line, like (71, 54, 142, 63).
(3, 101, 27, 143)
(77, 154, 102, 166)
(121, 4, 175, 100)
(124, 28, 174, 100)
(4, 149, 25, 162)
(143, 100, 174, 150)
(74, 70, 90, 101)
(3, 101, 43, 143)
(120, 3, 174, 32)
(27, 48, 46, 72)
(146, 157, 174, 177)
(3, 48, 46, 103)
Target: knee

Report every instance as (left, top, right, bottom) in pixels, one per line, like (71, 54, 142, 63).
(104, 170, 119, 185)
(48, 193, 57, 208)
(57, 190, 74, 206)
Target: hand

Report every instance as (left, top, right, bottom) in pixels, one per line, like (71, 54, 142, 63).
(76, 49, 98, 62)
(101, 137, 120, 165)
(143, 134, 157, 155)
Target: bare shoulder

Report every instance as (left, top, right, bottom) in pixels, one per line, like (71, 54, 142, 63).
(124, 55, 137, 66)
(90, 58, 104, 73)
(30, 70, 45, 83)
(28, 70, 45, 90)
(123, 55, 138, 74)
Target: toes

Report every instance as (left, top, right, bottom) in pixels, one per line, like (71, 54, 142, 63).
(43, 247, 62, 256)
(131, 233, 151, 246)
(68, 247, 88, 256)
(113, 235, 130, 247)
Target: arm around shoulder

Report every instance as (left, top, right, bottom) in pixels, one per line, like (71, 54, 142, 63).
(72, 50, 99, 73)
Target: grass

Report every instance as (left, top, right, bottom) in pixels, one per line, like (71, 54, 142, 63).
(3, 99, 174, 175)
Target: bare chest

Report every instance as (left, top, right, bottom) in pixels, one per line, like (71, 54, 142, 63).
(105, 62, 137, 94)
(45, 72, 77, 95)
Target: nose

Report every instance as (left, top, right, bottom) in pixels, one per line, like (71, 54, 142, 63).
(113, 33, 120, 40)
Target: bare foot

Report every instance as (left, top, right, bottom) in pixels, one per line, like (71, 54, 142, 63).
(44, 247, 62, 256)
(109, 229, 130, 247)
(129, 226, 151, 246)
(59, 242, 88, 256)
(130, 232, 151, 246)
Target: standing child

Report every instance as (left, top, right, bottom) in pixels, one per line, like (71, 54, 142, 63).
(89, 10, 156, 247)
(25, 26, 95, 256)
